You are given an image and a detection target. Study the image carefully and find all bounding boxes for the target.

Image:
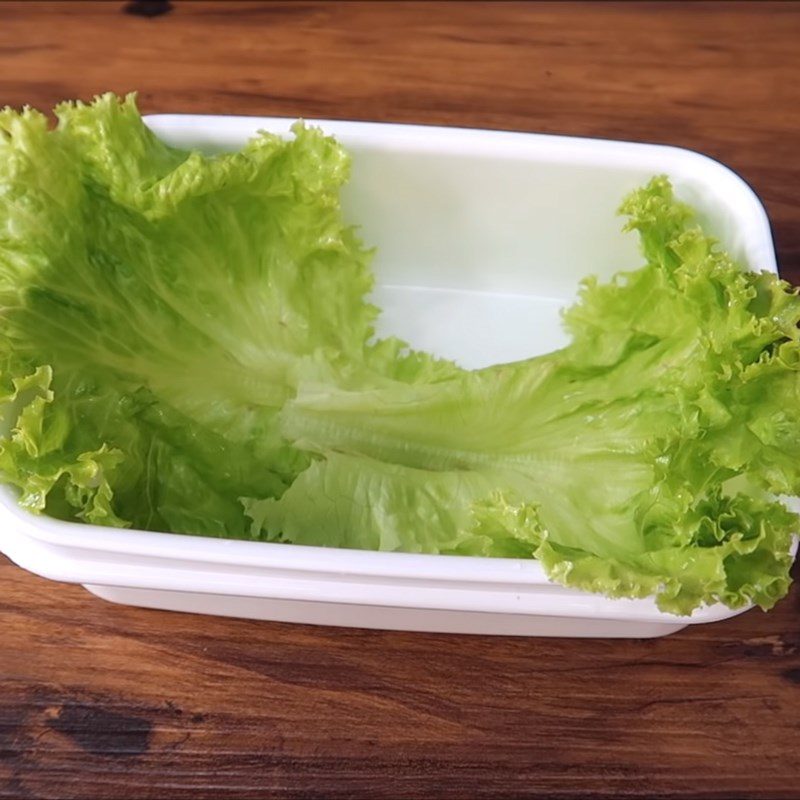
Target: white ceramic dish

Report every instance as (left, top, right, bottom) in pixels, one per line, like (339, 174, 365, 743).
(0, 115, 783, 637)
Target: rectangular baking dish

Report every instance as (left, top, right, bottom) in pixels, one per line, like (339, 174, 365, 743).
(0, 114, 783, 637)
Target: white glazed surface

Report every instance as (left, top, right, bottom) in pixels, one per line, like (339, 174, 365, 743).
(0, 115, 782, 637)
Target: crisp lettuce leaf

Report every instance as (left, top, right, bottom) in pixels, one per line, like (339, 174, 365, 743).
(0, 93, 455, 535)
(263, 177, 799, 614)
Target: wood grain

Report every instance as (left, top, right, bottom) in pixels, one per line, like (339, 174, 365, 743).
(1, 2, 800, 798)
(2, 555, 800, 799)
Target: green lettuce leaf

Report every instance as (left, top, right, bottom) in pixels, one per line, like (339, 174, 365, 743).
(0, 93, 455, 535)
(262, 177, 799, 614)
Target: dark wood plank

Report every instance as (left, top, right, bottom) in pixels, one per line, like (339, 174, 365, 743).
(1, 2, 800, 798)
(2, 554, 800, 799)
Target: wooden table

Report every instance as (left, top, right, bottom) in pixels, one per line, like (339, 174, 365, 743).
(1, 2, 799, 797)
